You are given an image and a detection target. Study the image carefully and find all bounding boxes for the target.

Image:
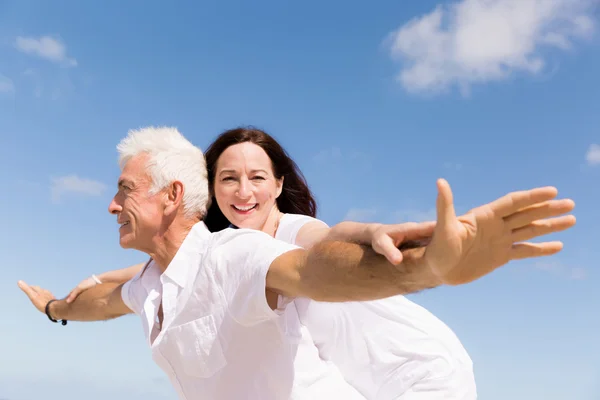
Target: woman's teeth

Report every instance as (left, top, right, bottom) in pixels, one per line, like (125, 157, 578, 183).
(233, 204, 257, 211)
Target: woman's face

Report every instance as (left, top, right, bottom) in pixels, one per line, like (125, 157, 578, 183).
(213, 142, 283, 230)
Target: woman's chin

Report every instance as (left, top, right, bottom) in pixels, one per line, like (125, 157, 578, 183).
(231, 216, 262, 230)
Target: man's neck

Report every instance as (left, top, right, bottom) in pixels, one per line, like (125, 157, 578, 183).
(149, 220, 197, 272)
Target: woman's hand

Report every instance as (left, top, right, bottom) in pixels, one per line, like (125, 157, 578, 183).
(66, 275, 101, 303)
(369, 221, 436, 265)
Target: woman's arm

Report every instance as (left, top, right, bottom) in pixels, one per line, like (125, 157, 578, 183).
(65, 262, 146, 303)
(96, 263, 146, 283)
(295, 220, 435, 264)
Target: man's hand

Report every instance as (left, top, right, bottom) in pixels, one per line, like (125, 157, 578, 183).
(18, 280, 56, 315)
(424, 179, 576, 285)
(18, 280, 133, 322)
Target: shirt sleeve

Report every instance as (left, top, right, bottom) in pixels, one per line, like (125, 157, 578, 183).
(276, 214, 329, 245)
(120, 264, 148, 315)
(120, 279, 137, 313)
(211, 228, 301, 326)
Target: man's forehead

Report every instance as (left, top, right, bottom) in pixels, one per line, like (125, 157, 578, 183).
(123, 153, 148, 170)
(118, 154, 150, 185)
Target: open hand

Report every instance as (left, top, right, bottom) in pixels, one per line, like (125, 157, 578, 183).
(18, 280, 56, 314)
(425, 179, 575, 285)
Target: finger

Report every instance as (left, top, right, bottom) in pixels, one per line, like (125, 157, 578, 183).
(17, 280, 38, 300)
(510, 241, 564, 260)
(511, 215, 576, 242)
(489, 187, 558, 218)
(66, 289, 79, 303)
(389, 221, 436, 240)
(376, 235, 404, 265)
(504, 199, 575, 229)
(436, 179, 456, 227)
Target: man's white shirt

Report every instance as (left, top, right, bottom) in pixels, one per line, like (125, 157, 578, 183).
(121, 221, 366, 400)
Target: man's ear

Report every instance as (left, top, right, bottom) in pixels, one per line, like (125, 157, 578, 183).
(165, 180, 185, 215)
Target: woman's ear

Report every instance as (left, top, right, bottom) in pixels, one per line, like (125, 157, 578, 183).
(275, 176, 284, 198)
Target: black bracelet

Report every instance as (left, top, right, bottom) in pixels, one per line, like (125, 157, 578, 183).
(45, 299, 67, 326)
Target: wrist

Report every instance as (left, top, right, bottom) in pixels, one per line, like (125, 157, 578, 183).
(47, 299, 64, 321)
(401, 247, 443, 289)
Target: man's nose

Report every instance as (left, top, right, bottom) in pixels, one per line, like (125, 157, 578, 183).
(108, 196, 122, 215)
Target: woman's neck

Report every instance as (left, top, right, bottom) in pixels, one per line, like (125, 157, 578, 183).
(260, 207, 284, 238)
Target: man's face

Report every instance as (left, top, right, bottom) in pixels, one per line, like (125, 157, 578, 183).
(108, 154, 165, 252)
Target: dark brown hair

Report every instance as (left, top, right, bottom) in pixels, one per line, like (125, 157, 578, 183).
(203, 126, 317, 232)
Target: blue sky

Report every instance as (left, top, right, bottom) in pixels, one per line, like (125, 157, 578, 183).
(1, 0, 599, 399)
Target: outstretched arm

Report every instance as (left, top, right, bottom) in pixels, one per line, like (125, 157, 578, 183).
(267, 179, 575, 302)
(95, 263, 145, 285)
(65, 262, 146, 303)
(18, 281, 133, 322)
(268, 243, 435, 302)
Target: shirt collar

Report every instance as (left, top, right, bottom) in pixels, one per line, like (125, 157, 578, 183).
(162, 221, 211, 288)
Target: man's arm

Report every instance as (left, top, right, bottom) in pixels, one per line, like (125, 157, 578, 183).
(51, 282, 133, 321)
(266, 241, 437, 302)
(18, 280, 133, 322)
(267, 179, 576, 302)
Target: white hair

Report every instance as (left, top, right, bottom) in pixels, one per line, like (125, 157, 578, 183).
(117, 126, 209, 219)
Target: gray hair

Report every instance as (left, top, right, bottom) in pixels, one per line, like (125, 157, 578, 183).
(117, 126, 209, 218)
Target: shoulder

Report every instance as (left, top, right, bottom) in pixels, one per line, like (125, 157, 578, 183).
(209, 226, 279, 248)
(208, 227, 300, 266)
(276, 213, 328, 244)
(280, 213, 327, 228)
(121, 259, 158, 313)
(276, 213, 328, 243)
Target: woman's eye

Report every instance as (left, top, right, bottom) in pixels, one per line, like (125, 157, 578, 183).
(252, 176, 266, 180)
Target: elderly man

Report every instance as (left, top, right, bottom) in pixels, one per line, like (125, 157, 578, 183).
(19, 127, 575, 399)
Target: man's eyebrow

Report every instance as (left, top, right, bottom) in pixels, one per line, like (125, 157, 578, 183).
(118, 179, 134, 188)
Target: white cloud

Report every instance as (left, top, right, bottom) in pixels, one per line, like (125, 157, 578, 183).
(15, 36, 77, 67)
(51, 175, 106, 202)
(585, 143, 600, 165)
(0, 74, 15, 94)
(343, 208, 378, 222)
(385, 0, 596, 95)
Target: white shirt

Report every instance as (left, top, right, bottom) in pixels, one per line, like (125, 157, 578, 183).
(276, 214, 477, 400)
(121, 221, 366, 400)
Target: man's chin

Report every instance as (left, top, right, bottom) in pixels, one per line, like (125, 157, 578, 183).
(119, 236, 135, 249)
